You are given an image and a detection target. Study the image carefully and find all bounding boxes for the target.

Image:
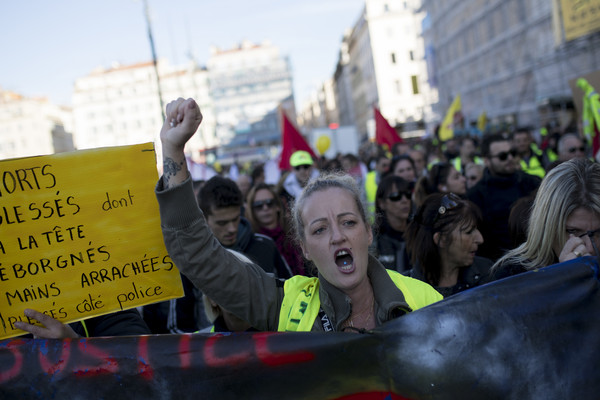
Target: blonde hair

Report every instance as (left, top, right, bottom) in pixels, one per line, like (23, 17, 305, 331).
(494, 159, 600, 270)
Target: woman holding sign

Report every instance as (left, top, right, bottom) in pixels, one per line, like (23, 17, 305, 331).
(157, 98, 441, 332)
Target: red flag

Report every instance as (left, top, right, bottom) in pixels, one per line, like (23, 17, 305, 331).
(374, 107, 402, 150)
(279, 111, 317, 170)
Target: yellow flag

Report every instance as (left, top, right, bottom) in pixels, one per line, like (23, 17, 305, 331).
(439, 95, 461, 141)
(477, 111, 487, 133)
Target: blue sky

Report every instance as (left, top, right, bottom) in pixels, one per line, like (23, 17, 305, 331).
(0, 0, 365, 109)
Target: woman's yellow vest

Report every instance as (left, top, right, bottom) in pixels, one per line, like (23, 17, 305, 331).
(277, 270, 442, 332)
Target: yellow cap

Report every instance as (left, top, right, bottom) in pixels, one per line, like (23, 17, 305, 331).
(289, 150, 314, 167)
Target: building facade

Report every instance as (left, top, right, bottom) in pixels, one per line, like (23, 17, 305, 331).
(333, 30, 358, 128)
(298, 78, 339, 130)
(0, 89, 74, 160)
(58, 40, 295, 167)
(325, 0, 433, 142)
(207, 40, 294, 162)
(421, 0, 600, 132)
(72, 59, 216, 165)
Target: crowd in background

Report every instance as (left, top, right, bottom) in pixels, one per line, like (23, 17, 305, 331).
(140, 124, 597, 333)
(14, 106, 599, 337)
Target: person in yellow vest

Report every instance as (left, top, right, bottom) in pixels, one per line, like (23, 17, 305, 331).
(512, 128, 546, 178)
(450, 137, 483, 173)
(156, 98, 442, 333)
(364, 154, 390, 223)
(541, 132, 559, 164)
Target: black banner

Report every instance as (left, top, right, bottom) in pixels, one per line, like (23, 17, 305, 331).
(1, 257, 599, 399)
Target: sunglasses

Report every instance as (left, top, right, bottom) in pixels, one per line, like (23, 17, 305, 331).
(434, 193, 460, 222)
(574, 228, 600, 240)
(252, 199, 275, 210)
(491, 149, 517, 161)
(294, 164, 312, 171)
(568, 146, 585, 154)
(387, 191, 411, 202)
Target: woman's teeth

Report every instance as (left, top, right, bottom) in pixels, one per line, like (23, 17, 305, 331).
(335, 250, 353, 268)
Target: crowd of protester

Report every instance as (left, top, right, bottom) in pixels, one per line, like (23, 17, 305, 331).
(15, 97, 600, 337)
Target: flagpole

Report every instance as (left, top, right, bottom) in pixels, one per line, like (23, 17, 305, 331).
(143, 0, 166, 122)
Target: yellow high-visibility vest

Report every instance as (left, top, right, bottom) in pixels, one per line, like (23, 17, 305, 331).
(451, 156, 483, 172)
(277, 271, 443, 332)
(364, 171, 378, 222)
(520, 145, 545, 178)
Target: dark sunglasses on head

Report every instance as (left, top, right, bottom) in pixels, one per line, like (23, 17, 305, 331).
(568, 146, 585, 154)
(294, 164, 312, 171)
(434, 193, 460, 222)
(387, 191, 411, 202)
(252, 198, 275, 210)
(491, 149, 517, 161)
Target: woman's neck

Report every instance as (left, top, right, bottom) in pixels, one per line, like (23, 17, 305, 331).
(343, 278, 377, 331)
(262, 220, 278, 230)
(386, 214, 407, 232)
(438, 258, 460, 287)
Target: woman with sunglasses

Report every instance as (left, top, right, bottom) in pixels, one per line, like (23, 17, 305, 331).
(413, 162, 466, 209)
(492, 158, 600, 279)
(405, 193, 493, 297)
(156, 98, 442, 332)
(245, 183, 306, 276)
(371, 175, 414, 273)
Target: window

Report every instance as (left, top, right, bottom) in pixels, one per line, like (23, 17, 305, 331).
(391, 52, 396, 64)
(395, 80, 401, 94)
(409, 50, 414, 61)
(411, 75, 420, 94)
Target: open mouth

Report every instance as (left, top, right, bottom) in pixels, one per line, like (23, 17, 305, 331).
(335, 249, 354, 271)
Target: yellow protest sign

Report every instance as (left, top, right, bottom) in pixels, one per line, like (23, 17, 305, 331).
(0, 143, 183, 339)
(560, 0, 600, 42)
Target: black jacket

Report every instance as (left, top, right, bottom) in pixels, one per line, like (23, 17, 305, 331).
(233, 217, 292, 279)
(371, 221, 411, 274)
(71, 309, 150, 337)
(406, 256, 494, 298)
(467, 169, 540, 261)
(490, 260, 529, 281)
(142, 274, 209, 334)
